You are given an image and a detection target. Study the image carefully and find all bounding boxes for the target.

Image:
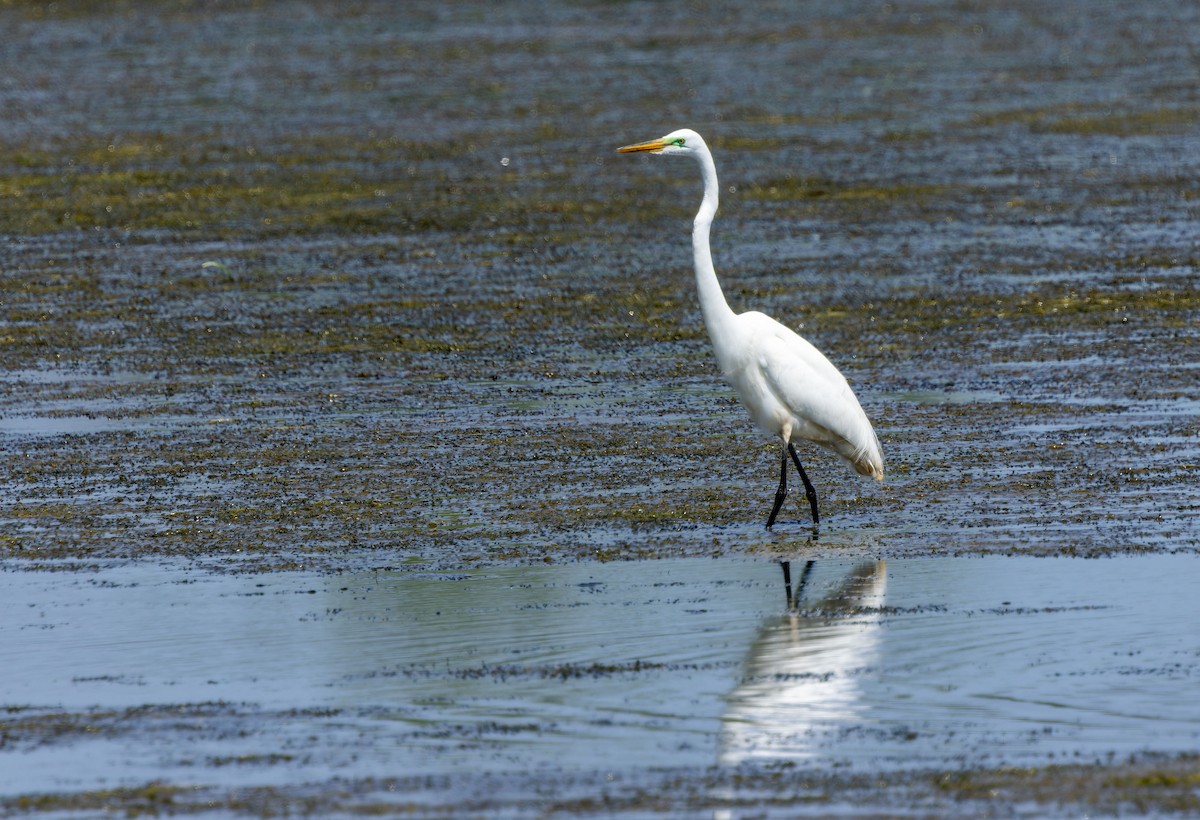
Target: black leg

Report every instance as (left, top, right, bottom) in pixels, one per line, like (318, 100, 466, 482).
(787, 443, 820, 526)
(765, 446, 788, 529)
(780, 561, 793, 609)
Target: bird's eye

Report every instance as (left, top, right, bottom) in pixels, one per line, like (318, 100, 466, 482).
(674, 137, 686, 146)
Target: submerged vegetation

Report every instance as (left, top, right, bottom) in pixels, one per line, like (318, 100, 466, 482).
(0, 134, 535, 237)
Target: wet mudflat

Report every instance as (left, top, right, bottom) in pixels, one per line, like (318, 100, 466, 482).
(1, 0, 1199, 815)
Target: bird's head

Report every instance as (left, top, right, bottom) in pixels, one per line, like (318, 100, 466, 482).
(617, 128, 706, 157)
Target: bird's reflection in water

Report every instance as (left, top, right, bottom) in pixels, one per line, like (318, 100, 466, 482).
(719, 560, 887, 765)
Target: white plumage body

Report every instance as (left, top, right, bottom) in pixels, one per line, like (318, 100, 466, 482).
(714, 310, 883, 480)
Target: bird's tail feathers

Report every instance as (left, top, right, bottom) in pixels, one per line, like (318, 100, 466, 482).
(835, 428, 885, 482)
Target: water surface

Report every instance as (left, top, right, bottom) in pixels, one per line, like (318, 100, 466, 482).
(3, 554, 1197, 798)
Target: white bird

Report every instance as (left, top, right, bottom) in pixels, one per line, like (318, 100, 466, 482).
(618, 129, 883, 529)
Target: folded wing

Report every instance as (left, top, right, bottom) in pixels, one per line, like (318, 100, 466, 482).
(750, 314, 884, 479)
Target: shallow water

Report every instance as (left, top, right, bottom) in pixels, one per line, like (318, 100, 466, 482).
(3, 554, 1198, 798)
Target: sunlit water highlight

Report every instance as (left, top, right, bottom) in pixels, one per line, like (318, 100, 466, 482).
(2, 555, 1198, 794)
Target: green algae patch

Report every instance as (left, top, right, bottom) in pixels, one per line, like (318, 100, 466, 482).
(746, 175, 953, 206)
(934, 755, 1200, 815)
(1045, 106, 1200, 137)
(7, 782, 189, 817)
(966, 102, 1200, 137)
(2, 139, 426, 237)
(0, 133, 575, 239)
(5, 750, 1198, 817)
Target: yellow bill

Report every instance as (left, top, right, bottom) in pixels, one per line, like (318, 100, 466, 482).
(616, 138, 667, 154)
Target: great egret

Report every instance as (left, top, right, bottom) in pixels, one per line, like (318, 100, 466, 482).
(617, 129, 883, 529)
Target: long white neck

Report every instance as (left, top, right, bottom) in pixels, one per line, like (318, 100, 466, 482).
(691, 145, 738, 345)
